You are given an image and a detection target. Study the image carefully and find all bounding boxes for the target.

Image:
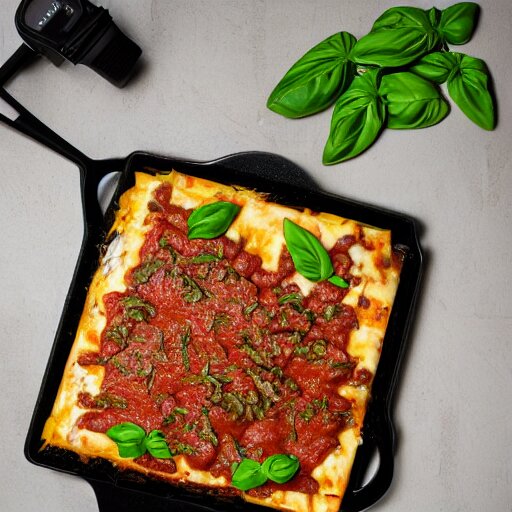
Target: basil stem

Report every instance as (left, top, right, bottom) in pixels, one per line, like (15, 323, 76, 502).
(267, 32, 357, 118)
(283, 219, 349, 289)
(378, 72, 449, 129)
(323, 69, 385, 164)
(187, 201, 241, 240)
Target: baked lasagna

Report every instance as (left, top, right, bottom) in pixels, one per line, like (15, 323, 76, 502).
(42, 170, 402, 512)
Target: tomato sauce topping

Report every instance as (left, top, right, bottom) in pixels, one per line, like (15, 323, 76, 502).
(78, 183, 370, 495)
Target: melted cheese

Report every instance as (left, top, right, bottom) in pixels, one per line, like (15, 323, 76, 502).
(42, 170, 401, 512)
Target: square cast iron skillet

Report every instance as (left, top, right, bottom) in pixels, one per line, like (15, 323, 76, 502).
(1, 45, 423, 512)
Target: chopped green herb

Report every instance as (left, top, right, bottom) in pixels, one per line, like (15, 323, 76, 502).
(310, 340, 327, 359)
(212, 313, 230, 332)
(181, 275, 204, 303)
(270, 366, 284, 379)
(106, 325, 129, 348)
(313, 396, 329, 410)
(94, 393, 128, 409)
(133, 259, 164, 284)
(299, 403, 315, 422)
(303, 309, 316, 323)
(323, 304, 339, 321)
(189, 253, 221, 264)
(172, 442, 196, 455)
(146, 367, 156, 391)
(180, 324, 191, 371)
(241, 343, 270, 368)
(221, 392, 245, 419)
(199, 408, 219, 447)
(294, 345, 310, 356)
(246, 368, 280, 402)
(285, 378, 299, 391)
(243, 301, 259, 318)
(289, 332, 302, 345)
(121, 296, 156, 322)
(110, 357, 131, 376)
(163, 406, 189, 425)
(287, 400, 298, 442)
(159, 237, 178, 263)
(278, 293, 304, 312)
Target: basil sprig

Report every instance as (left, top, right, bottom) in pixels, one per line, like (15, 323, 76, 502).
(411, 52, 495, 130)
(323, 69, 385, 164)
(379, 72, 449, 129)
(106, 422, 172, 459)
(267, 2, 495, 166)
(283, 218, 349, 289)
(267, 32, 357, 118)
(188, 201, 241, 240)
(231, 454, 300, 491)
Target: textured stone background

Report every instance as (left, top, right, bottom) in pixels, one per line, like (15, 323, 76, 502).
(1, 1, 511, 510)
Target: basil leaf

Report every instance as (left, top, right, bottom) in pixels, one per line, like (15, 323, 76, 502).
(328, 275, 349, 288)
(410, 51, 458, 84)
(283, 218, 333, 282)
(106, 422, 147, 458)
(323, 69, 385, 164)
(350, 7, 439, 67)
(145, 430, 172, 459)
(106, 422, 146, 443)
(267, 32, 357, 118)
(438, 2, 479, 45)
(379, 72, 449, 129)
(261, 454, 300, 484)
(447, 53, 495, 130)
(188, 202, 241, 240)
(231, 458, 267, 491)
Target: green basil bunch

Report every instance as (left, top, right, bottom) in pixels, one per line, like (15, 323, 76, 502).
(267, 2, 496, 165)
(106, 422, 172, 459)
(231, 454, 300, 491)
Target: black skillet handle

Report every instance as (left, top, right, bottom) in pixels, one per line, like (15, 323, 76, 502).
(342, 403, 395, 511)
(88, 480, 216, 512)
(0, 44, 126, 229)
(0, 44, 92, 168)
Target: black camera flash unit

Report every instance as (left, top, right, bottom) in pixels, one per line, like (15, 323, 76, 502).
(15, 0, 142, 87)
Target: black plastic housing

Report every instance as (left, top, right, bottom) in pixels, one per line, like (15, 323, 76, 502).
(15, 0, 141, 86)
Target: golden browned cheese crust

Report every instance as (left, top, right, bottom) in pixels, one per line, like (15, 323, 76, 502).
(42, 171, 401, 512)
